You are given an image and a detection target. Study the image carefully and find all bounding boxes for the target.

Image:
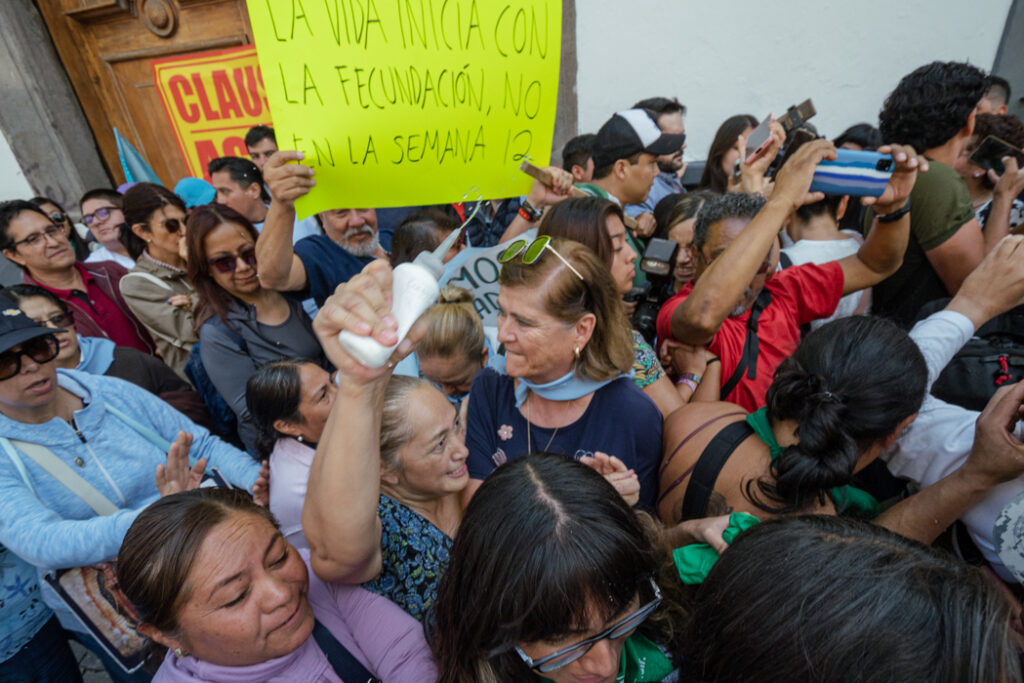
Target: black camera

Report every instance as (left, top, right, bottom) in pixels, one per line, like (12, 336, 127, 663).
(625, 238, 678, 345)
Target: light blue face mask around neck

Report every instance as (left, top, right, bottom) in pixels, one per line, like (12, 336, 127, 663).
(513, 368, 632, 407)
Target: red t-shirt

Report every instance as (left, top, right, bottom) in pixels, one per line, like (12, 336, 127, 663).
(656, 261, 844, 411)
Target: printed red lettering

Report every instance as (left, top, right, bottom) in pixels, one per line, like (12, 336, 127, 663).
(168, 75, 200, 123)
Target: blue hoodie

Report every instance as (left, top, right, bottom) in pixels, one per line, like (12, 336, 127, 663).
(75, 334, 116, 375)
(0, 370, 259, 619)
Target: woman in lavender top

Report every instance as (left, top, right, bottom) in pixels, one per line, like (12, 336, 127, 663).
(117, 487, 436, 682)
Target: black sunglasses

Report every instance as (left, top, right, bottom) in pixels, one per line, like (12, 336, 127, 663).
(0, 335, 59, 381)
(207, 246, 257, 273)
(48, 212, 68, 225)
(156, 218, 182, 234)
(34, 312, 74, 330)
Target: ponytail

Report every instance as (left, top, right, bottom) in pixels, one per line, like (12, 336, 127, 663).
(746, 316, 926, 513)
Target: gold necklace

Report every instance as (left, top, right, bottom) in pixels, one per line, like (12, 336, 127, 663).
(526, 393, 560, 454)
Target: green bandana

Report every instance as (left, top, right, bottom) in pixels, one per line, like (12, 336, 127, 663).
(541, 632, 674, 683)
(745, 407, 879, 518)
(673, 512, 760, 585)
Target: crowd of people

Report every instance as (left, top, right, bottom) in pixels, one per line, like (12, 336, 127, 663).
(1, 60, 1024, 683)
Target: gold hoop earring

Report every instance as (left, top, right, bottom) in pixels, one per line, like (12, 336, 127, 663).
(574, 346, 581, 360)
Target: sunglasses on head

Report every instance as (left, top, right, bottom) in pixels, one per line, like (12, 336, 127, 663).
(0, 335, 59, 381)
(83, 206, 115, 226)
(207, 246, 257, 273)
(498, 235, 584, 281)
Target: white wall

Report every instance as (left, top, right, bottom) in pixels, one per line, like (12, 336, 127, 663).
(576, 0, 1012, 160)
(0, 126, 33, 202)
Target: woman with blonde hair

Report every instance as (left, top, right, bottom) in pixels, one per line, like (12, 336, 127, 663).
(411, 285, 492, 404)
(462, 237, 662, 509)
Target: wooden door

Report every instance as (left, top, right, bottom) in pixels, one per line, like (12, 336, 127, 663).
(36, 0, 254, 188)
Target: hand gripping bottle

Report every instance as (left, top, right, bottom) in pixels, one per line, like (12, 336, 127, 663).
(337, 225, 464, 368)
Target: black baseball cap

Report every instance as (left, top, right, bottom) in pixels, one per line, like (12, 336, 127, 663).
(592, 109, 688, 169)
(0, 292, 61, 354)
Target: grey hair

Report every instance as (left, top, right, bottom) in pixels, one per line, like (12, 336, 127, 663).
(693, 192, 766, 252)
(380, 375, 432, 470)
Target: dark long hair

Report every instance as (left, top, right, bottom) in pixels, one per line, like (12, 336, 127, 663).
(122, 183, 186, 260)
(185, 204, 260, 330)
(698, 114, 758, 194)
(537, 196, 621, 269)
(245, 358, 308, 459)
(117, 488, 278, 634)
(682, 515, 1021, 683)
(748, 316, 926, 513)
(431, 455, 665, 682)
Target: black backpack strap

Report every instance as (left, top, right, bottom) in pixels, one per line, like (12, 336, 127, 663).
(778, 252, 793, 269)
(312, 620, 381, 683)
(720, 289, 773, 400)
(679, 420, 754, 520)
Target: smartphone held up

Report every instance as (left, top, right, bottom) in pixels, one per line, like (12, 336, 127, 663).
(809, 149, 895, 198)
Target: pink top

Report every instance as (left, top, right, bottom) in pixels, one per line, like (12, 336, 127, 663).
(153, 551, 437, 681)
(269, 437, 315, 550)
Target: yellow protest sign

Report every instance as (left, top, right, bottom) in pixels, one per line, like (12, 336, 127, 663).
(246, 1, 562, 217)
(152, 46, 272, 180)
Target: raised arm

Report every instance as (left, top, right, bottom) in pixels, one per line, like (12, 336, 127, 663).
(982, 157, 1024, 248)
(837, 144, 924, 294)
(303, 261, 424, 583)
(256, 151, 314, 292)
(670, 139, 835, 345)
(497, 166, 574, 244)
(877, 380, 1024, 544)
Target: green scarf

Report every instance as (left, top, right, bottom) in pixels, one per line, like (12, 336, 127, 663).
(540, 632, 674, 683)
(745, 407, 879, 518)
(673, 512, 761, 585)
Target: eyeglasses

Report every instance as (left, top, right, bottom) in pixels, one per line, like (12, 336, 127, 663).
(514, 577, 662, 674)
(498, 235, 584, 281)
(83, 206, 115, 226)
(0, 335, 59, 381)
(48, 212, 68, 225)
(8, 224, 66, 250)
(34, 312, 73, 329)
(207, 246, 258, 273)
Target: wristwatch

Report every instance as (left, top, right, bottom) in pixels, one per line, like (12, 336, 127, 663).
(518, 199, 543, 222)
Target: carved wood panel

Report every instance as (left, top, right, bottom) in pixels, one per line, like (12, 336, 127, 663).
(36, 0, 253, 187)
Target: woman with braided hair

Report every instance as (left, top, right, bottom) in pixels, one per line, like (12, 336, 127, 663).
(658, 312, 1024, 546)
(660, 315, 926, 526)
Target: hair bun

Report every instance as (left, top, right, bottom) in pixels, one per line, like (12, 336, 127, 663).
(438, 284, 474, 305)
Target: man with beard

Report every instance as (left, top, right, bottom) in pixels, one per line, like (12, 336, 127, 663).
(626, 97, 687, 218)
(255, 152, 389, 308)
(656, 139, 920, 411)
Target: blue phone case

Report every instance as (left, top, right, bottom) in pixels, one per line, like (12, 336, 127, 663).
(809, 149, 894, 197)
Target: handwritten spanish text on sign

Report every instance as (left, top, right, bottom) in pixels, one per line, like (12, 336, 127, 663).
(246, 1, 562, 218)
(152, 46, 271, 181)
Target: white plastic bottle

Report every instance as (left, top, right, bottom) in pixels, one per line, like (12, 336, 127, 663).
(338, 225, 464, 368)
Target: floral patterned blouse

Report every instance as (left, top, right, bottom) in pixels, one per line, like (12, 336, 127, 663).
(362, 494, 452, 622)
(631, 330, 666, 390)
